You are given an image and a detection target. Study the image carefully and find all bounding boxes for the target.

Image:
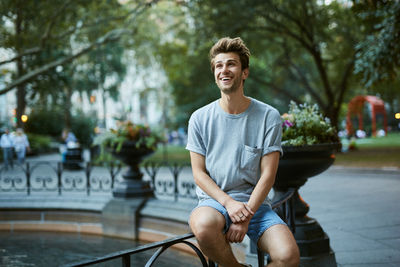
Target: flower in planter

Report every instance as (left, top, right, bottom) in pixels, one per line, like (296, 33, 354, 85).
(281, 101, 340, 146)
(93, 121, 164, 160)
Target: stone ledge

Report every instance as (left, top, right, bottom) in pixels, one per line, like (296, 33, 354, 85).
(0, 196, 110, 211)
(0, 221, 102, 235)
(140, 198, 197, 223)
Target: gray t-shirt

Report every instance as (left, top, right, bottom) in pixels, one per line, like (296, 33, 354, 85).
(186, 98, 282, 204)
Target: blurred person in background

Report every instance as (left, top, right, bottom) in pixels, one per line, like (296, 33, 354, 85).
(13, 128, 30, 164)
(0, 128, 14, 170)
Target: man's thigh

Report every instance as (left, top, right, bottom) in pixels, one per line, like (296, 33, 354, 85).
(257, 224, 297, 256)
(190, 199, 230, 233)
(189, 206, 226, 233)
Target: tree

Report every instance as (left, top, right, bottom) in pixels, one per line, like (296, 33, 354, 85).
(353, 0, 400, 87)
(161, 0, 364, 128)
(75, 43, 126, 128)
(352, 0, 400, 129)
(0, 0, 156, 127)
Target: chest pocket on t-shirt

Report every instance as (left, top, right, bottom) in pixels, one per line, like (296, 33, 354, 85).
(240, 145, 262, 172)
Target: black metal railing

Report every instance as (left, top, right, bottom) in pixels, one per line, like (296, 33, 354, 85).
(64, 188, 296, 267)
(0, 160, 195, 200)
(0, 161, 120, 196)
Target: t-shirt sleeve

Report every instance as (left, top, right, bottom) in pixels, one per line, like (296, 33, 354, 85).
(262, 116, 283, 156)
(186, 114, 206, 156)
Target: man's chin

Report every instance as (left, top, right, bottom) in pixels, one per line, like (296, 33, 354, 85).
(220, 87, 237, 95)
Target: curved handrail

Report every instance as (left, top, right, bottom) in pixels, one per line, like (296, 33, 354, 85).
(63, 233, 205, 267)
(271, 187, 295, 209)
(64, 188, 296, 267)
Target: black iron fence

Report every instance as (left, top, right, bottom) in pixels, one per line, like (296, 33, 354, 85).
(0, 160, 196, 200)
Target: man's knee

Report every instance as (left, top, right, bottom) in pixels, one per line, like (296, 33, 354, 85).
(189, 207, 224, 242)
(270, 244, 300, 267)
(258, 224, 300, 266)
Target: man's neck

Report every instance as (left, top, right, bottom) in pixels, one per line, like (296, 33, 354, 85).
(219, 91, 251, 114)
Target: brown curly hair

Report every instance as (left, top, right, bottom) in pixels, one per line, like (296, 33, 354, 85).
(209, 37, 251, 73)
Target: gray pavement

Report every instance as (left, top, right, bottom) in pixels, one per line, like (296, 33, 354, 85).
(3, 153, 400, 266)
(299, 166, 400, 267)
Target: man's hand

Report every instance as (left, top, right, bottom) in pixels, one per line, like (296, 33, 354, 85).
(225, 199, 254, 223)
(226, 221, 249, 243)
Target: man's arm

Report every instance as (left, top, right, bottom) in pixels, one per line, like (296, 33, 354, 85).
(248, 151, 280, 214)
(226, 151, 280, 243)
(190, 151, 254, 223)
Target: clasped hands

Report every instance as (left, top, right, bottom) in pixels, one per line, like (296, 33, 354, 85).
(225, 200, 254, 243)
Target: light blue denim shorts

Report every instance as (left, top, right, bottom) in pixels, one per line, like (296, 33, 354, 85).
(194, 198, 286, 243)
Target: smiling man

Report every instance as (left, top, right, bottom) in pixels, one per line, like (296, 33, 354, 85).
(186, 37, 300, 267)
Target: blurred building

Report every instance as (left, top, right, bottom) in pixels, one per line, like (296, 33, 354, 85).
(0, 48, 16, 128)
(73, 51, 172, 130)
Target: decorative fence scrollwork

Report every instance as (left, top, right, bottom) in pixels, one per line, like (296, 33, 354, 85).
(0, 160, 197, 202)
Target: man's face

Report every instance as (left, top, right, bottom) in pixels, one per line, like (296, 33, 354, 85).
(213, 52, 248, 94)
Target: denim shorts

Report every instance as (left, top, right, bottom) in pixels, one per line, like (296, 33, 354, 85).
(194, 198, 286, 244)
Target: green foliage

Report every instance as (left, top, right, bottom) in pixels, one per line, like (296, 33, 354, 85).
(25, 108, 64, 137)
(156, 0, 363, 129)
(24, 107, 97, 147)
(26, 133, 53, 155)
(353, 0, 400, 86)
(281, 102, 339, 146)
(70, 111, 98, 148)
(0, 0, 150, 129)
(93, 121, 165, 161)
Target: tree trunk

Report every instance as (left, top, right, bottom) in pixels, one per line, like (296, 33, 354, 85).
(15, 3, 26, 129)
(102, 87, 107, 128)
(64, 86, 72, 130)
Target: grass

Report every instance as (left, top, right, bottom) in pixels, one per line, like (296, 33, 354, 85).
(335, 132, 400, 169)
(145, 145, 190, 164)
(145, 132, 400, 169)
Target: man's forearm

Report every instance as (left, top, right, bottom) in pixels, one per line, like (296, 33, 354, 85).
(193, 170, 233, 206)
(247, 174, 275, 212)
(247, 151, 280, 212)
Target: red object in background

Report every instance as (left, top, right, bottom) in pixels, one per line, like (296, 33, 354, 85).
(346, 95, 388, 137)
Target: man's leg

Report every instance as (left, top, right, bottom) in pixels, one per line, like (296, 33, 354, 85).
(3, 148, 10, 169)
(7, 148, 14, 169)
(190, 206, 243, 267)
(257, 224, 300, 267)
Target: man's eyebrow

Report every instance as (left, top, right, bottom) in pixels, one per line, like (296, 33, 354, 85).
(215, 59, 239, 64)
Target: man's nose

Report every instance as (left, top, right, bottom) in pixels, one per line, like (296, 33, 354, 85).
(221, 64, 229, 73)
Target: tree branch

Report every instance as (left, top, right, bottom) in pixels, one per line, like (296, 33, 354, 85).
(282, 47, 326, 109)
(0, 47, 42, 66)
(250, 75, 303, 104)
(335, 59, 354, 115)
(40, 0, 74, 47)
(0, 0, 158, 95)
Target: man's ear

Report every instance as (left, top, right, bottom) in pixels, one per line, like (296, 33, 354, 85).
(242, 68, 249, 80)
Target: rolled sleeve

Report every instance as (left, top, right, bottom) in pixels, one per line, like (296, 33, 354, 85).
(186, 115, 206, 156)
(262, 122, 283, 156)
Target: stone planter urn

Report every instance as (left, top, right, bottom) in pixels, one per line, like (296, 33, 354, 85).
(110, 141, 154, 198)
(273, 143, 340, 266)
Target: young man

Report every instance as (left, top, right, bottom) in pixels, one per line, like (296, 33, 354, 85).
(186, 37, 300, 267)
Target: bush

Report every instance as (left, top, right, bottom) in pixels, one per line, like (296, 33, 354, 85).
(25, 108, 64, 137)
(70, 111, 98, 148)
(25, 108, 98, 148)
(27, 133, 54, 155)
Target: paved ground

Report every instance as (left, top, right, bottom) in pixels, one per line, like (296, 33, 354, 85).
(299, 166, 400, 267)
(2, 153, 400, 266)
